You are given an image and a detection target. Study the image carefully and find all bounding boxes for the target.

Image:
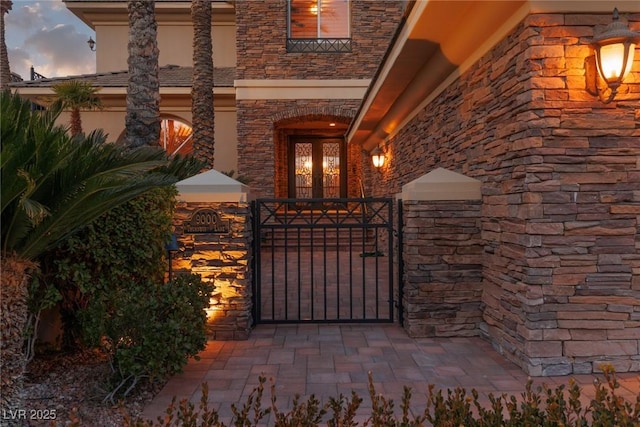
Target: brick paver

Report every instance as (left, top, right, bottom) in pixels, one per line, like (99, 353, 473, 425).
(141, 324, 639, 424)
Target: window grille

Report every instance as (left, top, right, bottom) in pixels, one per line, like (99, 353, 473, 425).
(287, 38, 351, 53)
(288, 0, 351, 53)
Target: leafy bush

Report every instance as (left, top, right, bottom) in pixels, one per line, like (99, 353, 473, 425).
(36, 169, 207, 401)
(1, 89, 196, 414)
(40, 187, 214, 401)
(49, 187, 178, 349)
(95, 273, 214, 403)
(124, 366, 639, 426)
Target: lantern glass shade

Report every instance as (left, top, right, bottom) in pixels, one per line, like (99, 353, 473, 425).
(595, 42, 636, 83)
(589, 8, 640, 103)
(371, 148, 385, 168)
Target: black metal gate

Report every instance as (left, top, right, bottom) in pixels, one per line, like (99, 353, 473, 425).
(252, 198, 396, 323)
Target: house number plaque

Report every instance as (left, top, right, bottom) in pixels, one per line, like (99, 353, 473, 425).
(184, 209, 230, 234)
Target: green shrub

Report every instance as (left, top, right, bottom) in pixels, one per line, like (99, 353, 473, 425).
(45, 187, 175, 348)
(37, 186, 214, 401)
(123, 366, 640, 427)
(95, 273, 214, 403)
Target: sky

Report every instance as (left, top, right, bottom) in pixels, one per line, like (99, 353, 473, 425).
(5, 0, 96, 80)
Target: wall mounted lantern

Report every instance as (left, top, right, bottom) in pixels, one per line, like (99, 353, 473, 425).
(587, 8, 639, 103)
(371, 147, 385, 168)
(87, 37, 96, 51)
(165, 233, 179, 282)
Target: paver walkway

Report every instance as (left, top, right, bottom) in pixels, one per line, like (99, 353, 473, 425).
(141, 324, 639, 425)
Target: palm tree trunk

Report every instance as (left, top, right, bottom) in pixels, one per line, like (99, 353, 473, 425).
(191, 0, 215, 168)
(0, 255, 35, 417)
(70, 108, 82, 137)
(0, 0, 13, 89)
(125, 0, 160, 148)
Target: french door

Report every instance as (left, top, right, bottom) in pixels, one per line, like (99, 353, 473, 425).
(288, 137, 346, 199)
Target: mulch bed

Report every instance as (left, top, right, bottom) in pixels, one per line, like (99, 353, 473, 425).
(21, 349, 164, 426)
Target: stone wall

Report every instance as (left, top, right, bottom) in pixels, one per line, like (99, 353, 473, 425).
(235, 1, 405, 197)
(235, 1, 405, 80)
(371, 13, 639, 375)
(237, 100, 362, 198)
(402, 200, 484, 338)
(172, 201, 252, 340)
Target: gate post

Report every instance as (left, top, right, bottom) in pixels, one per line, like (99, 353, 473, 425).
(172, 170, 253, 340)
(399, 168, 483, 337)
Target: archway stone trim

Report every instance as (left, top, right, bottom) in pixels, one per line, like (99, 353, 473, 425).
(271, 106, 356, 126)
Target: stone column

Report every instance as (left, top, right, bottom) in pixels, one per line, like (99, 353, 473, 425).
(172, 170, 252, 340)
(400, 168, 483, 337)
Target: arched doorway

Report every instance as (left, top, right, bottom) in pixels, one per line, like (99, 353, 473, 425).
(273, 114, 361, 199)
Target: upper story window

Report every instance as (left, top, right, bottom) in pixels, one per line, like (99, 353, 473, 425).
(287, 0, 351, 53)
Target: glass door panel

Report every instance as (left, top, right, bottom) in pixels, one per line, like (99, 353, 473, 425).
(294, 142, 313, 198)
(290, 138, 344, 199)
(322, 142, 340, 198)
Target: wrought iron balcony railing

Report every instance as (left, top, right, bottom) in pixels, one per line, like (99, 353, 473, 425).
(287, 38, 352, 53)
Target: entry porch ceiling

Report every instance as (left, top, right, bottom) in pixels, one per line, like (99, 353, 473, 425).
(348, 0, 526, 151)
(348, 0, 639, 151)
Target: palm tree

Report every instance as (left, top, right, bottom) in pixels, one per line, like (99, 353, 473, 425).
(125, 0, 160, 148)
(51, 80, 102, 137)
(191, 0, 215, 168)
(0, 0, 12, 89)
(0, 91, 179, 413)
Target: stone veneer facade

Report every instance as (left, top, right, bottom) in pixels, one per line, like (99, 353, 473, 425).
(172, 201, 252, 340)
(402, 200, 484, 338)
(373, 13, 639, 375)
(234, 0, 405, 197)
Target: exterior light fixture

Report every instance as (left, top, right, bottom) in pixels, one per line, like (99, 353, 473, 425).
(371, 147, 385, 168)
(587, 8, 639, 103)
(165, 233, 179, 282)
(87, 36, 96, 51)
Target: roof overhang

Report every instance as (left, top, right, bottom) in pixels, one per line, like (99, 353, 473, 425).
(63, 0, 235, 29)
(348, 0, 640, 151)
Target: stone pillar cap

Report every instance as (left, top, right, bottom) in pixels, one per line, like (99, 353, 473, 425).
(400, 167, 481, 201)
(176, 169, 250, 203)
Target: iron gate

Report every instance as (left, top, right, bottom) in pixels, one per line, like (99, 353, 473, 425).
(252, 198, 396, 323)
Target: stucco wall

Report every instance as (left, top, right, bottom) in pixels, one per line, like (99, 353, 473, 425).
(374, 13, 639, 375)
(57, 108, 238, 171)
(95, 22, 236, 73)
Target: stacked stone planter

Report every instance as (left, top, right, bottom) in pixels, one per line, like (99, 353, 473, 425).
(172, 170, 252, 340)
(400, 169, 484, 338)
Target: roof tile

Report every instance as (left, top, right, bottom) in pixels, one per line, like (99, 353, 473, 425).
(9, 65, 234, 88)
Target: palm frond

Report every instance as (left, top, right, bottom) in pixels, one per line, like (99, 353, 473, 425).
(1, 91, 185, 261)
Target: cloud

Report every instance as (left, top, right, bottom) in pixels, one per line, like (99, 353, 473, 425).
(6, 2, 48, 31)
(7, 47, 32, 79)
(24, 24, 94, 77)
(5, 0, 95, 79)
